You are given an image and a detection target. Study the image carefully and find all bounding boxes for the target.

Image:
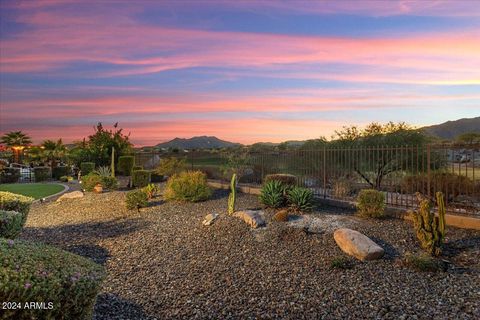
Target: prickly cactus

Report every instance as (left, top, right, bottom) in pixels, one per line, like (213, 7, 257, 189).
(411, 192, 446, 256)
(228, 174, 237, 215)
(111, 147, 115, 178)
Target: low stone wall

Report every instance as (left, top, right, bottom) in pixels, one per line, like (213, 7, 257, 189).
(207, 180, 480, 231)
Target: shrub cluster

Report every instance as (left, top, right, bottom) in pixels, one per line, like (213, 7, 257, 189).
(0, 167, 20, 183)
(117, 156, 134, 176)
(260, 178, 314, 212)
(80, 162, 95, 176)
(264, 173, 297, 186)
(402, 171, 474, 198)
(125, 189, 149, 210)
(0, 239, 106, 320)
(0, 191, 34, 227)
(82, 174, 118, 191)
(132, 170, 151, 188)
(0, 210, 23, 239)
(356, 189, 385, 218)
(52, 166, 70, 180)
(34, 166, 51, 182)
(164, 171, 212, 202)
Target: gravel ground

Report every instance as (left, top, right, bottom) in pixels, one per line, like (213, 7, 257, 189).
(21, 185, 480, 319)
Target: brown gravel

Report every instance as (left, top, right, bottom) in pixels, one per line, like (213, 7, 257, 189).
(21, 185, 480, 319)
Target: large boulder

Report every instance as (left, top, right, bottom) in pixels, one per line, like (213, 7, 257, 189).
(333, 228, 384, 261)
(233, 210, 265, 228)
(56, 191, 84, 202)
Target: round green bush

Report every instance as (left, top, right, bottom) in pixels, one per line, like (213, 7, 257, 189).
(81, 174, 118, 191)
(132, 170, 151, 188)
(125, 189, 148, 210)
(0, 210, 23, 239)
(34, 167, 51, 182)
(117, 156, 134, 176)
(80, 162, 95, 176)
(0, 239, 105, 320)
(356, 189, 385, 218)
(164, 171, 212, 202)
(0, 191, 34, 226)
(59, 175, 69, 182)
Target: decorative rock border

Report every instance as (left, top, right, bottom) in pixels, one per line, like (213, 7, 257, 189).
(207, 180, 480, 231)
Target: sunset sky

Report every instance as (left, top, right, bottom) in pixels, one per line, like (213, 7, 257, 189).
(1, 0, 479, 146)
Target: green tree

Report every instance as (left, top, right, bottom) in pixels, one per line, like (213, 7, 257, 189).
(42, 139, 67, 169)
(331, 122, 429, 189)
(86, 123, 133, 167)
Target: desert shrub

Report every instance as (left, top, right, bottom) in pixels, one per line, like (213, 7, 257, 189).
(150, 171, 164, 182)
(33, 166, 51, 182)
(330, 256, 354, 270)
(0, 238, 105, 320)
(132, 170, 151, 188)
(101, 176, 118, 190)
(59, 175, 69, 182)
(52, 166, 69, 180)
(356, 189, 385, 218)
(81, 174, 102, 191)
(0, 191, 34, 226)
(0, 167, 20, 183)
(80, 162, 95, 175)
(404, 253, 445, 272)
(264, 173, 297, 186)
(143, 183, 158, 199)
(402, 171, 474, 198)
(132, 165, 143, 171)
(117, 156, 134, 176)
(156, 157, 186, 176)
(260, 180, 285, 208)
(332, 177, 352, 198)
(82, 174, 117, 191)
(287, 187, 314, 212)
(125, 189, 149, 210)
(0, 210, 23, 239)
(164, 171, 212, 202)
(93, 166, 111, 177)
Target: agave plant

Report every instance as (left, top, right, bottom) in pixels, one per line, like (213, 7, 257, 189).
(93, 166, 112, 177)
(287, 187, 314, 212)
(259, 180, 285, 208)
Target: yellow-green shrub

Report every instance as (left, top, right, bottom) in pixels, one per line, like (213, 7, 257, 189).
(132, 170, 151, 188)
(125, 189, 148, 210)
(0, 239, 105, 320)
(155, 157, 186, 176)
(164, 171, 212, 202)
(356, 189, 385, 218)
(0, 191, 34, 226)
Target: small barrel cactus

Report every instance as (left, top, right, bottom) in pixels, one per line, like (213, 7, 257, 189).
(411, 192, 446, 256)
(228, 174, 237, 215)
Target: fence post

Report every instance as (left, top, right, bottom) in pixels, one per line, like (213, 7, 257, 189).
(427, 144, 431, 198)
(323, 146, 326, 199)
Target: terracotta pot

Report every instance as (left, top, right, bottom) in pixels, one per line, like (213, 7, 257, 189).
(94, 183, 103, 193)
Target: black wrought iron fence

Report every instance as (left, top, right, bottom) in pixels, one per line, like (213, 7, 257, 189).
(135, 144, 480, 215)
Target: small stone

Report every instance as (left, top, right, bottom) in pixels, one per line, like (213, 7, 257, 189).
(333, 228, 384, 261)
(56, 191, 84, 201)
(202, 213, 218, 226)
(233, 210, 265, 228)
(272, 209, 289, 222)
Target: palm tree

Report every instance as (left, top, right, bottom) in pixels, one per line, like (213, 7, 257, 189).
(0, 131, 32, 163)
(42, 139, 67, 169)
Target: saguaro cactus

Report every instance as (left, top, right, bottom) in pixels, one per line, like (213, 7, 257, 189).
(111, 147, 115, 178)
(228, 173, 237, 215)
(411, 192, 446, 256)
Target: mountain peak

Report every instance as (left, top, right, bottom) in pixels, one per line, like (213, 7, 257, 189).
(155, 136, 242, 149)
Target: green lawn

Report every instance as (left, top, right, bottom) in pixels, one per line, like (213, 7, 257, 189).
(0, 183, 65, 200)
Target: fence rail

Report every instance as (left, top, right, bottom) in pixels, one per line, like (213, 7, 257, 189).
(135, 144, 480, 216)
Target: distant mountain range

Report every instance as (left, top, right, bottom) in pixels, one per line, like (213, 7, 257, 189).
(154, 136, 242, 149)
(145, 117, 479, 150)
(422, 116, 480, 140)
